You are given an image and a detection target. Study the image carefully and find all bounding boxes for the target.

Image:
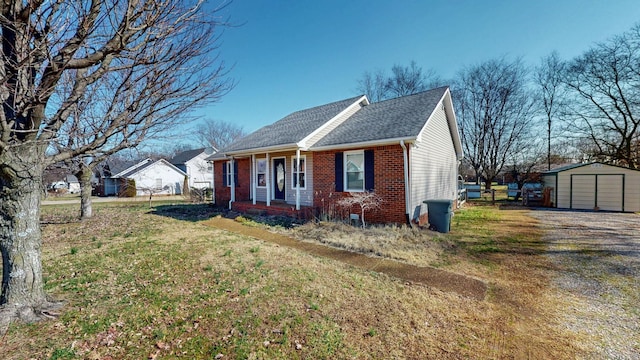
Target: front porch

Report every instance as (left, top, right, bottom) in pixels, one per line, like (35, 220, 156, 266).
(232, 201, 315, 220)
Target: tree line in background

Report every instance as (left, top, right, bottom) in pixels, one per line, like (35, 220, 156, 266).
(356, 24, 640, 189)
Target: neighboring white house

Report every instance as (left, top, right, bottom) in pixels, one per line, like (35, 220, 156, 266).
(170, 148, 215, 189)
(542, 162, 640, 212)
(49, 175, 81, 194)
(103, 158, 187, 196)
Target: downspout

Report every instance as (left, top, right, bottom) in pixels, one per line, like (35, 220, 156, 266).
(295, 148, 301, 210)
(400, 140, 411, 225)
(229, 157, 235, 210)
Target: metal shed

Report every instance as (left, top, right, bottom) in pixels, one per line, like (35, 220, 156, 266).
(542, 162, 640, 212)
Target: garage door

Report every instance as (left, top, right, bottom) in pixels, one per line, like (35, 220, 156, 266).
(570, 174, 624, 211)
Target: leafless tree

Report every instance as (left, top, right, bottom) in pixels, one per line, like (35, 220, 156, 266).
(197, 119, 246, 150)
(562, 24, 640, 168)
(454, 57, 537, 189)
(506, 143, 546, 200)
(356, 69, 387, 102)
(0, 0, 232, 329)
(386, 61, 443, 98)
(535, 51, 567, 170)
(337, 191, 383, 228)
(355, 61, 444, 102)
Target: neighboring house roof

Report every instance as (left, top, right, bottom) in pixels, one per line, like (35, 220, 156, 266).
(170, 148, 206, 165)
(112, 158, 187, 178)
(221, 95, 365, 153)
(95, 158, 139, 178)
(65, 175, 79, 183)
(312, 87, 449, 148)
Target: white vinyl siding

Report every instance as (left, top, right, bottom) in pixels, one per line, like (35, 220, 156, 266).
(303, 102, 363, 147)
(126, 161, 186, 196)
(410, 103, 458, 222)
(183, 152, 214, 189)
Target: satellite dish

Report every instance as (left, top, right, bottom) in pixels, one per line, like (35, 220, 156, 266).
(204, 147, 216, 155)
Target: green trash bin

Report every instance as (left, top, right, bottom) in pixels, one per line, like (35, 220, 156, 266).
(424, 199, 454, 233)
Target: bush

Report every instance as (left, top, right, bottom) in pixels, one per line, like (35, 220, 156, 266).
(119, 178, 137, 197)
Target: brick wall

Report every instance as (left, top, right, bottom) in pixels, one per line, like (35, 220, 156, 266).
(213, 158, 251, 205)
(313, 145, 407, 224)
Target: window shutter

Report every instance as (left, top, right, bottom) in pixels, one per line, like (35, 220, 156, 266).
(335, 152, 343, 192)
(233, 161, 239, 185)
(222, 162, 227, 187)
(364, 150, 375, 191)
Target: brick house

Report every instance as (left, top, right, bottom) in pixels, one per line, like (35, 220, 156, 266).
(209, 86, 463, 225)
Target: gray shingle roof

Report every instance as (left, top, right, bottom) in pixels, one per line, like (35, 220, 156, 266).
(220, 95, 364, 153)
(119, 159, 155, 178)
(170, 148, 205, 165)
(312, 87, 448, 148)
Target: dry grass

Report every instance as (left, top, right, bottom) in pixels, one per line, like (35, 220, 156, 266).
(284, 221, 456, 268)
(0, 201, 583, 359)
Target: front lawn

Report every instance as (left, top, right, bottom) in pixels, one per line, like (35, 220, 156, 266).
(0, 202, 580, 359)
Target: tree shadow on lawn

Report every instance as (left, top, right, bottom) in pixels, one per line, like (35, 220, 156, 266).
(150, 203, 224, 222)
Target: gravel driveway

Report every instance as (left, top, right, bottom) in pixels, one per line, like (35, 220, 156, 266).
(529, 209, 640, 359)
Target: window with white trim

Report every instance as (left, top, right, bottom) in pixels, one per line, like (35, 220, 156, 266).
(225, 161, 232, 187)
(155, 178, 163, 190)
(256, 158, 267, 187)
(344, 150, 364, 192)
(291, 155, 306, 190)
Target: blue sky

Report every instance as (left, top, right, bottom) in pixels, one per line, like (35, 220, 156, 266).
(191, 0, 640, 135)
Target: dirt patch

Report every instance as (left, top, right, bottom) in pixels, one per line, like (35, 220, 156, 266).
(202, 216, 487, 300)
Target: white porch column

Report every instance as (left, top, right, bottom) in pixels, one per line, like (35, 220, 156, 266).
(265, 153, 271, 206)
(295, 148, 301, 210)
(251, 154, 256, 205)
(229, 157, 235, 210)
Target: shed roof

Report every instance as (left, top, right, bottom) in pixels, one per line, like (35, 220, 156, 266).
(543, 161, 640, 174)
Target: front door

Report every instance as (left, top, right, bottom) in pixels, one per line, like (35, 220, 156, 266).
(273, 158, 286, 200)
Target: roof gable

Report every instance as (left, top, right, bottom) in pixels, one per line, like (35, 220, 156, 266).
(221, 95, 364, 154)
(116, 159, 186, 178)
(311, 87, 450, 149)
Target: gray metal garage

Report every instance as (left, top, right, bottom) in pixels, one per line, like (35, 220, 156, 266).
(542, 162, 640, 212)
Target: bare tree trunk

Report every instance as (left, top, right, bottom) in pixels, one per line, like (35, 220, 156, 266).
(77, 167, 93, 220)
(484, 177, 494, 190)
(0, 146, 61, 330)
